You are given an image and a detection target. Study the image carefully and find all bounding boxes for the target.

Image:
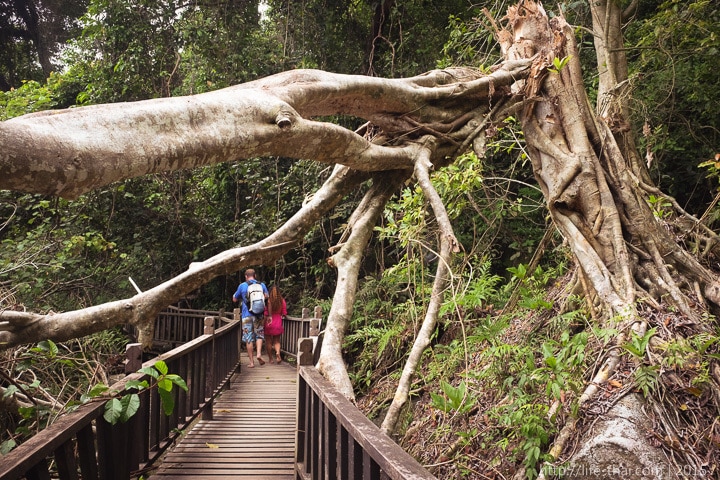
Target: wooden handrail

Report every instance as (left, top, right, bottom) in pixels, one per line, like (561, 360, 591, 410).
(295, 337, 436, 480)
(280, 306, 323, 359)
(151, 306, 234, 348)
(0, 317, 241, 480)
(149, 305, 321, 360)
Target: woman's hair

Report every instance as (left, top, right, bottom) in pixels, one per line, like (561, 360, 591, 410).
(268, 285, 283, 314)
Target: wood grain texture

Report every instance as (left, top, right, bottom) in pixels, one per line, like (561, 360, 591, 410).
(147, 353, 297, 480)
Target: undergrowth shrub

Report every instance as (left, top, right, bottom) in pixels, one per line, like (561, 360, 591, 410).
(0, 327, 129, 453)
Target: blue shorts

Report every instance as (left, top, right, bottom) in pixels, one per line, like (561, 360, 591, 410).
(242, 316, 265, 343)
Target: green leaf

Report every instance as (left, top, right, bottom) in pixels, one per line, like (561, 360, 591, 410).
(154, 360, 169, 376)
(88, 383, 110, 397)
(623, 343, 643, 357)
(430, 392, 449, 412)
(104, 398, 123, 424)
(138, 367, 159, 379)
(3, 385, 19, 399)
(120, 394, 140, 422)
(550, 382, 561, 399)
(158, 388, 175, 416)
(443, 380, 467, 409)
(157, 377, 172, 392)
(548, 55, 572, 73)
(544, 355, 557, 369)
(1, 439, 17, 455)
(165, 374, 188, 391)
(623, 328, 657, 358)
(37, 340, 58, 358)
(18, 406, 35, 419)
(125, 379, 149, 391)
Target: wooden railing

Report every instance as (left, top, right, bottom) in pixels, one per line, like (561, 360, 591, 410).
(295, 337, 436, 480)
(0, 317, 241, 480)
(151, 305, 321, 360)
(281, 306, 323, 359)
(151, 305, 234, 349)
(0, 305, 433, 480)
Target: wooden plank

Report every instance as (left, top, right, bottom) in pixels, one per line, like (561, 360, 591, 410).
(298, 366, 437, 480)
(146, 354, 296, 480)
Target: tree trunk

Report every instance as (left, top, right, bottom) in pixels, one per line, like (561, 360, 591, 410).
(499, 1, 719, 476)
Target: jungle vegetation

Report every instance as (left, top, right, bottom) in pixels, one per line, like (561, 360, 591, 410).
(1, 0, 719, 478)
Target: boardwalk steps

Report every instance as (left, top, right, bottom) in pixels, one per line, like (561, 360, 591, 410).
(148, 354, 297, 480)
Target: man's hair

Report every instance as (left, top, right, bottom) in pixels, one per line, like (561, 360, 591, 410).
(244, 268, 256, 278)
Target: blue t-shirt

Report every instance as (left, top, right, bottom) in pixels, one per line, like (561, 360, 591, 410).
(233, 280, 269, 318)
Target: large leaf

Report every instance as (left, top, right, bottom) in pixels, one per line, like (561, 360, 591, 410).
(103, 398, 123, 424)
(158, 388, 175, 416)
(120, 394, 140, 422)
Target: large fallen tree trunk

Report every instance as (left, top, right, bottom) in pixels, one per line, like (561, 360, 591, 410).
(0, 62, 530, 348)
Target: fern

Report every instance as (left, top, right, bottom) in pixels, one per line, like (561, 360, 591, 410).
(634, 365, 659, 397)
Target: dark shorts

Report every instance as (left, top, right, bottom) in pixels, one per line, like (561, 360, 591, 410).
(242, 316, 265, 343)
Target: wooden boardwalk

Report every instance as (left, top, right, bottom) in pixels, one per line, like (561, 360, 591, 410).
(147, 353, 298, 480)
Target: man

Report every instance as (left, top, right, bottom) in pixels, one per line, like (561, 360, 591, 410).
(232, 268, 269, 367)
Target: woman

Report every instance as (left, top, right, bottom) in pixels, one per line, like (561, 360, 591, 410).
(264, 285, 287, 364)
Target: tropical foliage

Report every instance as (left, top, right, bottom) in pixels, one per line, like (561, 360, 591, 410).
(1, 1, 719, 478)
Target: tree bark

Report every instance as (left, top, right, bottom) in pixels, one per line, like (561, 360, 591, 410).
(498, 2, 718, 476)
(319, 171, 409, 399)
(0, 65, 528, 199)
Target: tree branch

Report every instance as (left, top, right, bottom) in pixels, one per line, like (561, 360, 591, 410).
(380, 147, 457, 435)
(319, 171, 410, 399)
(0, 166, 369, 350)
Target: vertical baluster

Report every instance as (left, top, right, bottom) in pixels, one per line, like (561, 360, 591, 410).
(53, 441, 78, 480)
(324, 407, 338, 479)
(76, 423, 99, 480)
(362, 450, 379, 480)
(349, 438, 363, 479)
(25, 458, 51, 480)
(296, 375, 308, 474)
(311, 389, 323, 479)
(96, 416, 129, 480)
(203, 317, 216, 420)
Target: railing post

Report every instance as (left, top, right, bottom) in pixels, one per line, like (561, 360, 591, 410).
(125, 342, 143, 374)
(311, 307, 321, 336)
(234, 308, 242, 372)
(302, 307, 310, 338)
(203, 317, 215, 420)
(312, 306, 323, 364)
(298, 337, 315, 366)
(204, 316, 215, 335)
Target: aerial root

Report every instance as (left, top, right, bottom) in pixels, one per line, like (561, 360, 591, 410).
(413, 147, 460, 253)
